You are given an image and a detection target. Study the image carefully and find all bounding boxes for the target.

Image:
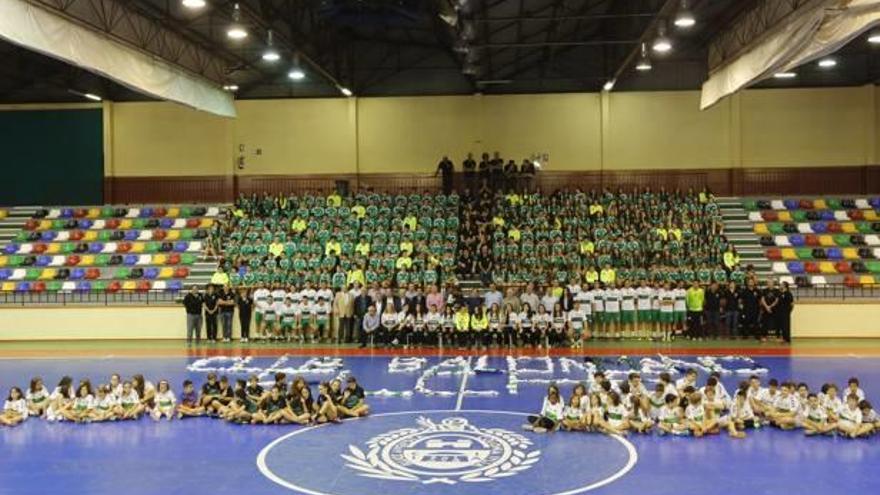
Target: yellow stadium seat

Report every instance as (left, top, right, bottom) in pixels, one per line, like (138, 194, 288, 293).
(83, 231, 98, 241)
(819, 235, 835, 247)
(814, 199, 828, 209)
(166, 230, 180, 241)
(0, 210, 6, 219)
(781, 248, 797, 260)
(843, 248, 860, 260)
(87, 208, 101, 219)
(200, 218, 214, 228)
(130, 242, 145, 253)
(119, 219, 133, 229)
(866, 210, 879, 221)
(841, 222, 857, 234)
(819, 261, 837, 274)
(159, 267, 174, 279)
(39, 220, 52, 231)
(153, 254, 168, 265)
(2, 282, 15, 292)
(122, 280, 137, 291)
(39, 269, 56, 280)
(46, 244, 61, 254)
(860, 275, 877, 286)
(754, 223, 770, 235)
(777, 211, 792, 222)
(0, 256, 6, 267)
(81, 255, 95, 266)
(167, 207, 180, 218)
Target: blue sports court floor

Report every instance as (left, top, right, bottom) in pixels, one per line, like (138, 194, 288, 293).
(1, 350, 879, 495)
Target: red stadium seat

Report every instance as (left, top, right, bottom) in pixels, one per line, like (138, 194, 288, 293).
(105, 219, 120, 229)
(153, 207, 167, 217)
(798, 199, 814, 209)
(69, 230, 85, 241)
(85, 268, 101, 280)
(73, 208, 88, 218)
(174, 267, 190, 278)
(761, 211, 778, 222)
(166, 253, 181, 265)
(186, 218, 200, 229)
(117, 242, 132, 253)
(65, 255, 81, 266)
(826, 222, 842, 233)
(136, 280, 152, 292)
(804, 234, 819, 246)
(804, 261, 820, 274)
(152, 229, 167, 241)
(848, 209, 865, 221)
(32, 243, 47, 254)
(32, 281, 46, 293)
(24, 219, 39, 231)
(835, 261, 852, 273)
(107, 281, 122, 293)
(765, 248, 782, 260)
(844, 274, 859, 288)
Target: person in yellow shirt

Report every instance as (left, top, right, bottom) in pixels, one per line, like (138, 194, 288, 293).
(470, 306, 489, 349)
(355, 237, 371, 257)
(599, 264, 616, 285)
(402, 215, 417, 231)
(351, 204, 366, 219)
(325, 237, 341, 256)
(454, 305, 471, 348)
(669, 227, 682, 241)
(268, 237, 284, 258)
(723, 247, 740, 270)
(584, 267, 599, 285)
(326, 191, 342, 207)
(210, 268, 229, 287)
(399, 238, 414, 256)
(492, 216, 505, 228)
(291, 218, 307, 234)
(579, 240, 595, 255)
(347, 262, 366, 287)
(395, 255, 412, 270)
(655, 227, 668, 241)
(508, 227, 521, 242)
(589, 203, 603, 216)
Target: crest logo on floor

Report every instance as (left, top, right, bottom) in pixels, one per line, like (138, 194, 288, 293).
(342, 417, 540, 485)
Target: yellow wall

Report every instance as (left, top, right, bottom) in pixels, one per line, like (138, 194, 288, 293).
(0, 302, 876, 340)
(103, 85, 880, 178)
(109, 102, 233, 177)
(234, 99, 357, 175)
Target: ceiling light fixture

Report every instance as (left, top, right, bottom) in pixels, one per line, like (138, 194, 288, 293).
(674, 0, 696, 28)
(817, 58, 837, 68)
(84, 93, 102, 102)
(635, 43, 652, 71)
(182, 0, 206, 9)
(340, 87, 353, 97)
(288, 54, 305, 80)
(602, 79, 616, 92)
(222, 84, 239, 91)
(868, 30, 880, 44)
(773, 72, 797, 79)
(227, 3, 248, 40)
(262, 30, 280, 62)
(653, 22, 673, 53)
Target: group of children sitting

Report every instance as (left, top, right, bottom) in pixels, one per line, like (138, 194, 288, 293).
(524, 370, 877, 439)
(0, 373, 369, 426)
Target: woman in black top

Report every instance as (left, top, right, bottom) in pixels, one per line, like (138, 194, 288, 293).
(236, 288, 254, 343)
(203, 285, 219, 342)
(760, 280, 780, 342)
(778, 282, 794, 343)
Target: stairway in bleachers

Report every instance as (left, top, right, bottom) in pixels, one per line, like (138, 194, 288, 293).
(717, 197, 772, 279)
(0, 207, 33, 246)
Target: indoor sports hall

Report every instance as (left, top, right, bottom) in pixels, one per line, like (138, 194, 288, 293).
(1, 1, 880, 495)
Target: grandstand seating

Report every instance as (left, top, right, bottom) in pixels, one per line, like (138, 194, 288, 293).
(479, 190, 732, 285)
(220, 192, 458, 288)
(744, 197, 880, 286)
(0, 206, 218, 293)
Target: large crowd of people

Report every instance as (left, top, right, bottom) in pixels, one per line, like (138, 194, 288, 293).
(181, 274, 794, 347)
(524, 372, 877, 439)
(0, 373, 369, 427)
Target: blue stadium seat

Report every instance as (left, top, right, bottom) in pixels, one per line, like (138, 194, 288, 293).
(811, 222, 828, 234)
(786, 261, 805, 274)
(123, 254, 138, 266)
(783, 199, 799, 210)
(144, 267, 159, 279)
(70, 268, 85, 280)
(789, 234, 805, 247)
(826, 247, 843, 260)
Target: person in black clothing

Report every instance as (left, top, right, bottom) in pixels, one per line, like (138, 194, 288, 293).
(704, 282, 721, 338)
(520, 159, 536, 192)
(740, 280, 761, 340)
(435, 156, 454, 195)
(462, 152, 477, 188)
(489, 151, 504, 187)
(351, 283, 371, 344)
(760, 279, 780, 341)
(504, 160, 518, 190)
(778, 281, 794, 343)
(219, 286, 236, 343)
(183, 285, 203, 345)
(236, 287, 254, 343)
(203, 284, 219, 343)
(721, 281, 741, 338)
(478, 152, 491, 181)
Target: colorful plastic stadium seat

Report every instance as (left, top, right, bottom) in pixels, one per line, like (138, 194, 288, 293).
(31, 281, 46, 293)
(748, 212, 763, 222)
(788, 234, 804, 247)
(782, 199, 798, 210)
(810, 275, 828, 286)
(35, 256, 51, 267)
(796, 223, 813, 234)
(785, 262, 805, 274)
(107, 281, 122, 293)
(144, 268, 159, 279)
(867, 210, 880, 221)
(780, 248, 797, 260)
(826, 222, 842, 233)
(835, 261, 852, 273)
(153, 229, 167, 241)
(843, 274, 859, 288)
(174, 267, 189, 278)
(804, 261, 819, 273)
(125, 209, 140, 219)
(772, 262, 788, 274)
(85, 268, 101, 280)
(153, 254, 167, 265)
(0, 257, 6, 267)
(172, 219, 187, 229)
(186, 218, 200, 229)
(167, 253, 181, 265)
(825, 248, 842, 260)
(1, 282, 14, 292)
(82, 231, 98, 242)
(135, 280, 151, 292)
(760, 211, 778, 222)
(166, 230, 180, 241)
(173, 241, 188, 252)
(0, 269, 10, 280)
(187, 241, 203, 252)
(61, 281, 76, 292)
(158, 267, 174, 279)
(818, 261, 837, 274)
(167, 280, 183, 291)
(159, 218, 174, 229)
(799, 199, 814, 209)
(817, 235, 834, 247)
(70, 268, 85, 280)
(38, 268, 55, 280)
(200, 218, 214, 228)
(859, 275, 876, 286)
(118, 242, 133, 253)
(123, 255, 138, 266)
(121, 280, 136, 291)
(167, 207, 180, 218)
(152, 280, 167, 290)
(768, 223, 785, 235)
(867, 235, 880, 246)
(136, 255, 151, 266)
(16, 282, 31, 292)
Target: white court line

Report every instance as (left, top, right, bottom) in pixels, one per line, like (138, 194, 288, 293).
(454, 356, 471, 411)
